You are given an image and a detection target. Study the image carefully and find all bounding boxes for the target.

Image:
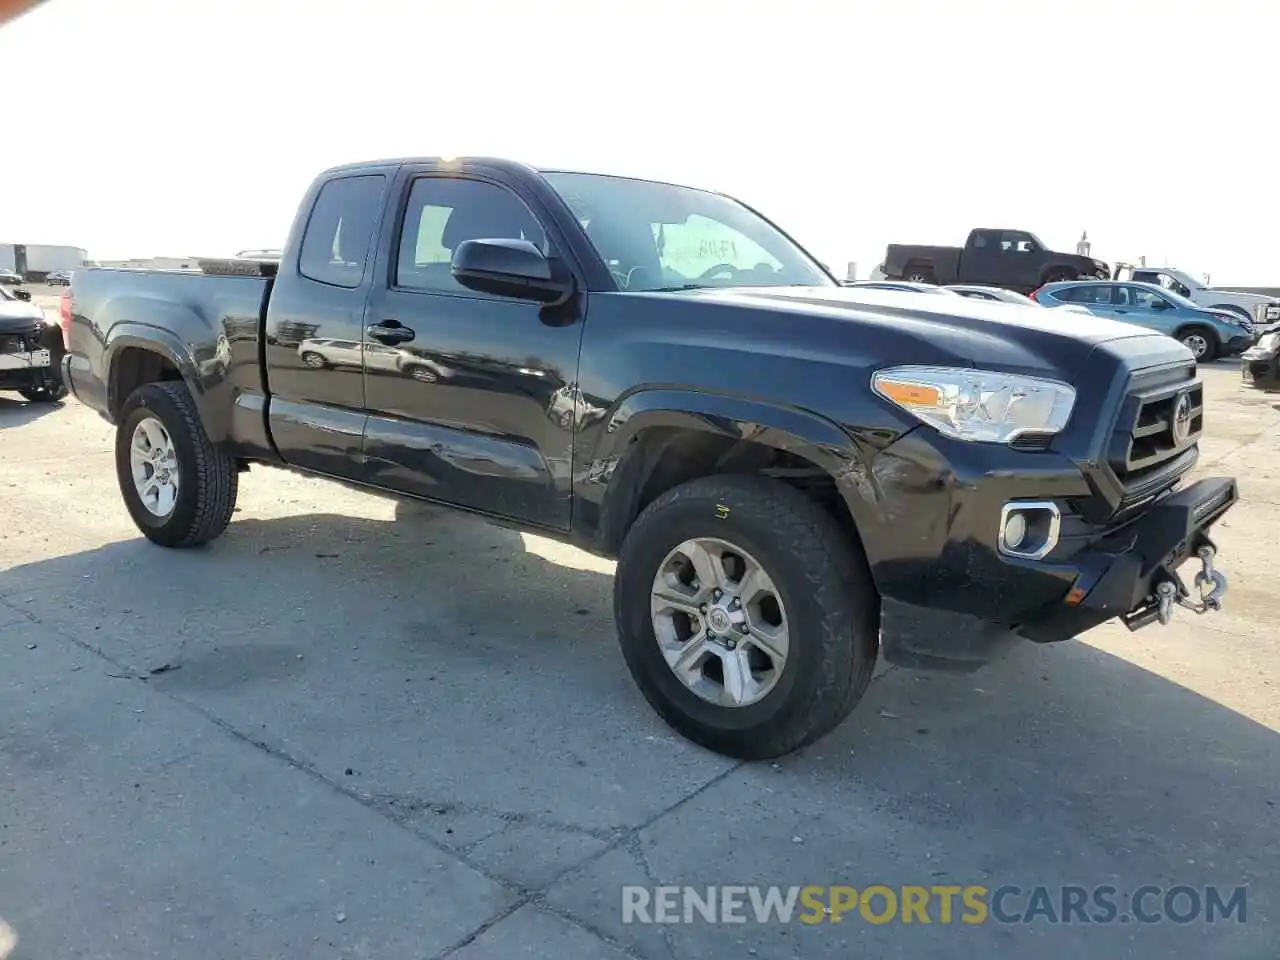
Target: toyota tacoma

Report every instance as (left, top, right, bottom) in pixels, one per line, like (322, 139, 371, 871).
(61, 158, 1236, 759)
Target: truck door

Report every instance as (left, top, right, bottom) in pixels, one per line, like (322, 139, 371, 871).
(359, 166, 586, 532)
(958, 230, 1002, 284)
(262, 171, 390, 478)
(997, 231, 1044, 290)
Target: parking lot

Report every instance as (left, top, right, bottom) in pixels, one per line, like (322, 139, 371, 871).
(2, 298, 1278, 957)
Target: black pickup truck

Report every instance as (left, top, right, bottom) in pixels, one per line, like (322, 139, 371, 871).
(62, 158, 1236, 759)
(883, 228, 1111, 293)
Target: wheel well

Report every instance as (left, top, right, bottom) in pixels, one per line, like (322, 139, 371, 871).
(619, 428, 860, 552)
(1173, 322, 1218, 342)
(109, 347, 183, 418)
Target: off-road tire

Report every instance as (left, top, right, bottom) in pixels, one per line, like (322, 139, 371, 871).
(115, 381, 238, 547)
(614, 473, 879, 760)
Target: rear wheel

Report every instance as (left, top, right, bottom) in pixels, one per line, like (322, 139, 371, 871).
(614, 474, 879, 759)
(1043, 268, 1078, 285)
(115, 381, 239, 547)
(300, 351, 327, 369)
(904, 266, 936, 284)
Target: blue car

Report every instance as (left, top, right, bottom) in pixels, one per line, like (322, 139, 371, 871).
(1030, 279, 1256, 361)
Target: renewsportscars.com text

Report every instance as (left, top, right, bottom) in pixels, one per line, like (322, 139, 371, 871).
(621, 884, 1247, 926)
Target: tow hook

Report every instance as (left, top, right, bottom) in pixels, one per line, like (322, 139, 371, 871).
(1156, 546, 1229, 625)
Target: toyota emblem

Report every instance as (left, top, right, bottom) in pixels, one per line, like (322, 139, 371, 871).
(1171, 392, 1192, 445)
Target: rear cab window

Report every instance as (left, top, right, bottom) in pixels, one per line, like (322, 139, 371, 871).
(298, 174, 387, 288)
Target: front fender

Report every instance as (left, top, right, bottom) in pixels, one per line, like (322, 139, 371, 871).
(578, 387, 884, 557)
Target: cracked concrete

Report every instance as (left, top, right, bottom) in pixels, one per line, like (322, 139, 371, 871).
(1, 361, 1278, 958)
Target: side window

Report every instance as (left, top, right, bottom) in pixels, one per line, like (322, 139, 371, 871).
(396, 177, 546, 295)
(1000, 232, 1036, 253)
(1057, 284, 1110, 304)
(1130, 287, 1168, 309)
(970, 230, 995, 249)
(298, 174, 386, 288)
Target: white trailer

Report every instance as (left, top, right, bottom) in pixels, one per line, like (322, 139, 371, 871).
(0, 243, 88, 278)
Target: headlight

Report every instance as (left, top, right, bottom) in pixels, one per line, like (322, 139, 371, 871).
(871, 365, 1076, 443)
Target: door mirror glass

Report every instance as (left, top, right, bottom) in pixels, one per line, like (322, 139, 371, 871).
(451, 238, 573, 305)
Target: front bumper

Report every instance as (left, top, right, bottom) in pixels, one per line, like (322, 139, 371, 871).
(1240, 346, 1280, 391)
(0, 346, 54, 387)
(1224, 332, 1257, 356)
(860, 418, 1236, 669)
(1011, 477, 1236, 643)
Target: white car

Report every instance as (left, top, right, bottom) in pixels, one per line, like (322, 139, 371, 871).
(0, 284, 44, 324)
(296, 337, 451, 382)
(1114, 265, 1280, 331)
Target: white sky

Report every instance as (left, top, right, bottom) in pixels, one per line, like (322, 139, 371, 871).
(1, 0, 1275, 282)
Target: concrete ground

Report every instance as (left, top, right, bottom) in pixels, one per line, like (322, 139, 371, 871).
(1, 332, 1277, 957)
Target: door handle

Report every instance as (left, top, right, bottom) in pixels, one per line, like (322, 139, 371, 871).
(1114, 309, 1129, 314)
(367, 319, 415, 345)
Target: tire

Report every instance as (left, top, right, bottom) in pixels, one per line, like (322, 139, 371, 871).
(19, 382, 67, 403)
(1176, 326, 1218, 362)
(904, 266, 936, 284)
(614, 473, 879, 760)
(406, 364, 438, 383)
(300, 351, 327, 369)
(1043, 269, 1078, 285)
(115, 381, 239, 547)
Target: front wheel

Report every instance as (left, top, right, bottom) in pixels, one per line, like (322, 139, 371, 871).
(1178, 327, 1218, 362)
(115, 381, 239, 547)
(614, 474, 879, 760)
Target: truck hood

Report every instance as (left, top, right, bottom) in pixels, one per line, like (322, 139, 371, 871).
(1203, 289, 1278, 304)
(662, 284, 1169, 380)
(0, 300, 47, 327)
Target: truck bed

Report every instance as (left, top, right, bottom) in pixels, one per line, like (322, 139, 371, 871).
(65, 266, 273, 442)
(883, 243, 961, 282)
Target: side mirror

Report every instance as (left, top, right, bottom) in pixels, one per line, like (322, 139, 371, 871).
(13, 289, 31, 301)
(1150, 299, 1171, 310)
(451, 238, 574, 305)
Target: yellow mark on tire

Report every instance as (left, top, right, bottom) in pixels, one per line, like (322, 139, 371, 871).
(715, 504, 730, 520)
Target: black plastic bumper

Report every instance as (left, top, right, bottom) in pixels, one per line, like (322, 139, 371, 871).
(876, 474, 1237, 670)
(1012, 476, 1236, 643)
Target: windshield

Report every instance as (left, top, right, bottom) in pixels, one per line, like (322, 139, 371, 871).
(541, 172, 835, 292)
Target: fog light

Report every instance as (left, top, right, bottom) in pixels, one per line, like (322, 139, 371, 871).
(1002, 512, 1028, 550)
(998, 501, 1061, 560)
